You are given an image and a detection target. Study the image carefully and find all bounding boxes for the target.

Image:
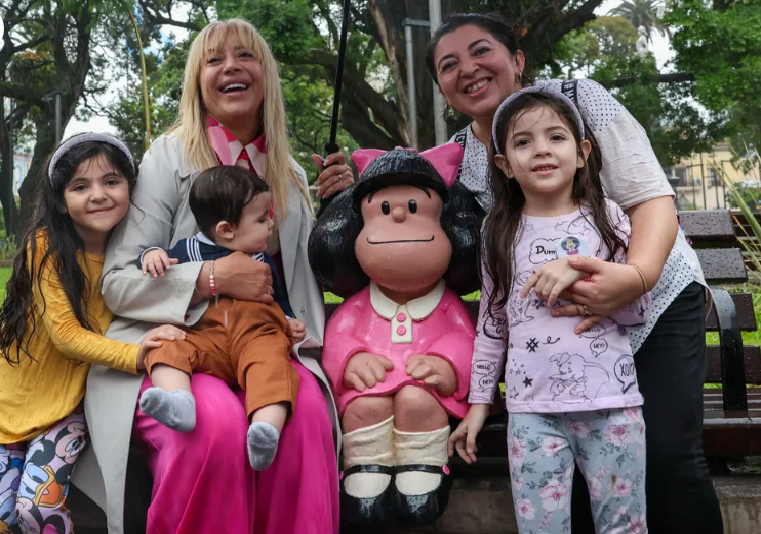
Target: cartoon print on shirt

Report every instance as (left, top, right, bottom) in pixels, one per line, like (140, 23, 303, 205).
(482, 310, 507, 340)
(548, 352, 610, 404)
(577, 322, 609, 358)
(554, 214, 604, 256)
(508, 271, 537, 327)
(614, 355, 638, 394)
(509, 358, 526, 377)
(528, 238, 559, 265)
(471, 359, 498, 395)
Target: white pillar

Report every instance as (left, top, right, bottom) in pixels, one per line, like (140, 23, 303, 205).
(429, 0, 447, 146)
(404, 24, 418, 149)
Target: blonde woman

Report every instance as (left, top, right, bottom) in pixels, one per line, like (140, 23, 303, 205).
(70, 19, 352, 534)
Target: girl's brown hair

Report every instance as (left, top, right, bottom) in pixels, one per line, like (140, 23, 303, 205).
(482, 92, 626, 322)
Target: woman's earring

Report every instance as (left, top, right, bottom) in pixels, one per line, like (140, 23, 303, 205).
(515, 70, 523, 84)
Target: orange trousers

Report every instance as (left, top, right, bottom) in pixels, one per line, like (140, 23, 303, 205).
(144, 297, 298, 418)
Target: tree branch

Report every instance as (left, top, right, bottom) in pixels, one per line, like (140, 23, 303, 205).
(341, 93, 397, 150)
(0, 81, 42, 106)
(11, 34, 50, 54)
(611, 72, 695, 87)
(137, 0, 202, 31)
(308, 48, 402, 143)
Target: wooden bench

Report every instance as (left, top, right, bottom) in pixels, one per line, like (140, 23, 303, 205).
(70, 210, 759, 533)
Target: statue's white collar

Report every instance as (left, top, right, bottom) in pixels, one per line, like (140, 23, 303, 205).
(369, 280, 445, 321)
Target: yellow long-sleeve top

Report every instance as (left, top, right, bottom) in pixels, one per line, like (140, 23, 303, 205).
(0, 232, 139, 444)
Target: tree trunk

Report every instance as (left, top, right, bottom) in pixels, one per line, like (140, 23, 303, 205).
(17, 111, 57, 229)
(0, 107, 19, 237)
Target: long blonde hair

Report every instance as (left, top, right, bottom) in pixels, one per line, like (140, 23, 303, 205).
(173, 19, 310, 224)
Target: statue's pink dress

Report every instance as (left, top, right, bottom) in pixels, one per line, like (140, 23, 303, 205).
(322, 280, 475, 417)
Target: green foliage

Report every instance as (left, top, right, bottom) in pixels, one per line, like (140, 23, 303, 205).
(0, 232, 18, 260)
(108, 37, 188, 162)
(550, 16, 637, 77)
(554, 13, 719, 166)
(593, 55, 719, 166)
(726, 183, 761, 211)
(607, 0, 668, 40)
(219, 0, 320, 62)
(667, 0, 761, 155)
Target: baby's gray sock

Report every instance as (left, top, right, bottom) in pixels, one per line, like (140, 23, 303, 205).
(140, 388, 196, 433)
(247, 422, 281, 471)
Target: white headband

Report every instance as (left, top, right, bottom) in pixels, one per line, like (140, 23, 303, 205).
(491, 85, 586, 156)
(48, 132, 134, 186)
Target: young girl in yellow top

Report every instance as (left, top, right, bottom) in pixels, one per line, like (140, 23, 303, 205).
(0, 133, 184, 534)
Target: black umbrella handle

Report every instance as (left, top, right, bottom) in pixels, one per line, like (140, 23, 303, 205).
(324, 142, 340, 156)
(317, 0, 351, 217)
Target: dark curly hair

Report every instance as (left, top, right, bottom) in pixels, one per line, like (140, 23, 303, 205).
(309, 150, 481, 298)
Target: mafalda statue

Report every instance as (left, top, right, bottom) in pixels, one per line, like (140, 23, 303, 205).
(308, 143, 481, 531)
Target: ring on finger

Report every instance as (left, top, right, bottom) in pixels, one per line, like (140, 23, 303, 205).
(337, 173, 344, 182)
(583, 305, 593, 316)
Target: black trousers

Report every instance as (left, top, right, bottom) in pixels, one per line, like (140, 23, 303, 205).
(571, 282, 723, 534)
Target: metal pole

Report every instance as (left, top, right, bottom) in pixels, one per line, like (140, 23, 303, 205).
(429, 0, 447, 145)
(54, 92, 61, 144)
(700, 153, 707, 210)
(404, 24, 417, 149)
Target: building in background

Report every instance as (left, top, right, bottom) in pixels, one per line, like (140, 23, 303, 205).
(663, 143, 758, 211)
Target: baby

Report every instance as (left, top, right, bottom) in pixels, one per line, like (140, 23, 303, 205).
(138, 165, 305, 471)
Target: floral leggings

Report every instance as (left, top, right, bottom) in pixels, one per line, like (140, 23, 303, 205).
(508, 408, 647, 534)
(0, 406, 87, 534)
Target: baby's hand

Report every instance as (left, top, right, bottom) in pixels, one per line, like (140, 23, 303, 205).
(520, 257, 589, 307)
(448, 404, 490, 464)
(288, 318, 306, 342)
(137, 325, 186, 370)
(142, 249, 179, 278)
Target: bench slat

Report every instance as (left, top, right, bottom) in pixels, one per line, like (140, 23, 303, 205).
(695, 249, 749, 284)
(679, 210, 737, 246)
(706, 345, 761, 384)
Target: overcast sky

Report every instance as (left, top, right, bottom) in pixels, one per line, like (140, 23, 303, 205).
(64, 1, 675, 140)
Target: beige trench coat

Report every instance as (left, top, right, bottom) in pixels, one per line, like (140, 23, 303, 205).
(70, 132, 340, 534)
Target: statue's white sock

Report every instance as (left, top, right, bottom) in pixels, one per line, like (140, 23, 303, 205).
(342, 416, 395, 499)
(394, 426, 449, 496)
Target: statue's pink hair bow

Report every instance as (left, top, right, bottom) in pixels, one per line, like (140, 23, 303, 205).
(351, 142, 464, 188)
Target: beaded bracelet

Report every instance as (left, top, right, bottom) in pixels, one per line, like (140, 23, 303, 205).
(630, 264, 649, 294)
(209, 260, 217, 297)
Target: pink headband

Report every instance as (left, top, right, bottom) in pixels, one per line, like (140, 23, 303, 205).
(351, 142, 464, 188)
(492, 85, 585, 156)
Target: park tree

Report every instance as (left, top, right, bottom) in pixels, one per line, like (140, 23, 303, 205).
(607, 0, 667, 40)
(667, 0, 761, 159)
